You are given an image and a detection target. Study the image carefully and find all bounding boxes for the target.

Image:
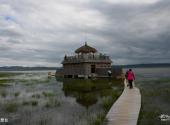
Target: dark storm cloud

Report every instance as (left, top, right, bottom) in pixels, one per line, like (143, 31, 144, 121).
(83, 0, 170, 64)
(0, 28, 22, 37)
(0, 0, 170, 66)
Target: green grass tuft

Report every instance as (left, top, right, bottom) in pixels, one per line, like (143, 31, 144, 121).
(102, 97, 113, 111)
(32, 93, 41, 99)
(4, 102, 18, 113)
(14, 92, 20, 97)
(31, 100, 38, 106)
(45, 98, 61, 108)
(42, 91, 54, 97)
(22, 101, 30, 106)
(90, 113, 105, 125)
(0, 91, 7, 98)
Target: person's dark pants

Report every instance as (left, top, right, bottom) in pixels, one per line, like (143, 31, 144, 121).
(128, 80, 133, 89)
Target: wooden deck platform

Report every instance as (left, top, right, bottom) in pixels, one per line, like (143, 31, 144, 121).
(104, 79, 141, 125)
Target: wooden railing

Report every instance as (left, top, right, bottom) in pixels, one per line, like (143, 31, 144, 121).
(62, 55, 111, 64)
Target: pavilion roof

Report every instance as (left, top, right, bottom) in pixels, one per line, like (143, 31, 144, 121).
(75, 42, 97, 54)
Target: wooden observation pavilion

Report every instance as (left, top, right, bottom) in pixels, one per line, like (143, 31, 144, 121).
(61, 42, 112, 78)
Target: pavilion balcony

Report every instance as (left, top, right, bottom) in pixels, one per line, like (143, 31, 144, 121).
(62, 54, 112, 64)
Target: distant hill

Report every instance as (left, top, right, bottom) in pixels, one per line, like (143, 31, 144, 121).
(1, 63, 170, 71)
(113, 63, 170, 68)
(0, 66, 59, 71)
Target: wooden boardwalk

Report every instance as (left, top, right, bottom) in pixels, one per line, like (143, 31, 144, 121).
(104, 79, 141, 125)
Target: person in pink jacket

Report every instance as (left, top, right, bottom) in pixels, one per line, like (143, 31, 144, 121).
(127, 69, 135, 89)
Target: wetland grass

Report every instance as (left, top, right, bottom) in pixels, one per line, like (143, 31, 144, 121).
(0, 72, 20, 77)
(102, 88, 123, 111)
(0, 91, 7, 98)
(0, 71, 124, 125)
(14, 92, 20, 97)
(90, 113, 105, 125)
(22, 100, 38, 107)
(102, 97, 113, 111)
(22, 101, 30, 106)
(38, 116, 51, 125)
(31, 100, 38, 106)
(45, 98, 61, 108)
(137, 78, 170, 125)
(42, 91, 55, 97)
(0, 79, 12, 87)
(22, 100, 39, 106)
(4, 102, 19, 113)
(32, 93, 41, 99)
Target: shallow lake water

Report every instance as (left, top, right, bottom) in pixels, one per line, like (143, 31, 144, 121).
(0, 71, 123, 125)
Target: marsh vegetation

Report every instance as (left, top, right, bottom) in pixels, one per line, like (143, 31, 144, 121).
(0, 71, 123, 125)
(127, 68, 170, 125)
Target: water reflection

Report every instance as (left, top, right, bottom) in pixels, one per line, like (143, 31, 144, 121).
(60, 78, 121, 109)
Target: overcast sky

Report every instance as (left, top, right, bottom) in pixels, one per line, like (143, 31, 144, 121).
(0, 0, 170, 67)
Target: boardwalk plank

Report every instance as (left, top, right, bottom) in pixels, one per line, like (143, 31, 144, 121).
(104, 79, 141, 125)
